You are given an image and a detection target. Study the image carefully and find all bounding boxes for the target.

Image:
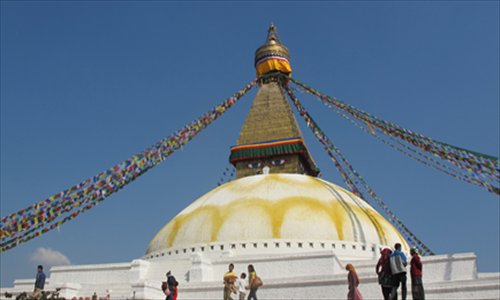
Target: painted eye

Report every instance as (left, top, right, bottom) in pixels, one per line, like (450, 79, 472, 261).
(248, 162, 261, 169)
(271, 159, 285, 166)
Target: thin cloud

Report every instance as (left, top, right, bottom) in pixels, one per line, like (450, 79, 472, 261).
(30, 247, 71, 268)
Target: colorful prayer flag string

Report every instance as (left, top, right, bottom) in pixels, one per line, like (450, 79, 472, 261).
(0, 80, 257, 252)
(282, 80, 434, 256)
(290, 85, 492, 191)
(288, 77, 499, 195)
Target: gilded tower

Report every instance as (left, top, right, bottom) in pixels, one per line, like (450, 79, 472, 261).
(229, 24, 319, 178)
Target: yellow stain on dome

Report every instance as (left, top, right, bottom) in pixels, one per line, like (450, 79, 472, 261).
(157, 196, 394, 249)
(147, 175, 408, 253)
(315, 179, 389, 245)
(166, 205, 222, 248)
(349, 203, 388, 245)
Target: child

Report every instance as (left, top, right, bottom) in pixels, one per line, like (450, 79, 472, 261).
(235, 273, 247, 300)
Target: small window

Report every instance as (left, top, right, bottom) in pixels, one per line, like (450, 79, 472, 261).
(220, 245, 224, 250)
(320, 243, 325, 248)
(286, 242, 291, 247)
(298, 243, 303, 248)
(275, 242, 280, 248)
(175, 250, 179, 254)
(210, 245, 214, 250)
(201, 247, 205, 252)
(241, 243, 246, 248)
(183, 249, 187, 253)
(191, 248, 195, 252)
(372, 247, 375, 252)
(161, 253, 165, 256)
(362, 246, 366, 251)
(253, 243, 258, 248)
(332, 244, 336, 248)
(309, 242, 314, 248)
(352, 245, 356, 250)
(231, 244, 236, 249)
(263, 243, 268, 248)
(168, 251, 172, 255)
(342, 244, 346, 249)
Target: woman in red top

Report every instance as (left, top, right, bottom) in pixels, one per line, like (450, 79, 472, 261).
(410, 248, 425, 300)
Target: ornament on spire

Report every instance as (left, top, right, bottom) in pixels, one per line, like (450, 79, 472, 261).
(255, 23, 292, 77)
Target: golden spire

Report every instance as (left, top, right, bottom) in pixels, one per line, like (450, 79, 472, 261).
(254, 23, 292, 77)
(229, 25, 319, 178)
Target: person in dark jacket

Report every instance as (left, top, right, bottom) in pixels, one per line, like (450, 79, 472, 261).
(33, 265, 46, 299)
(376, 248, 393, 300)
(166, 271, 178, 300)
(410, 248, 425, 300)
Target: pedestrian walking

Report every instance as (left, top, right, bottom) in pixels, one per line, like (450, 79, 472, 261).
(247, 264, 261, 300)
(235, 273, 247, 300)
(167, 271, 178, 300)
(376, 248, 393, 300)
(346, 264, 363, 300)
(223, 263, 237, 300)
(390, 243, 408, 300)
(33, 265, 46, 299)
(410, 248, 425, 300)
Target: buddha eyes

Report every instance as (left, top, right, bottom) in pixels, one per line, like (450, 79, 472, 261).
(248, 162, 261, 169)
(271, 159, 285, 166)
(247, 159, 285, 169)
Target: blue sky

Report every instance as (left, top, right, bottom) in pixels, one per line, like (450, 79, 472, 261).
(1, 1, 499, 287)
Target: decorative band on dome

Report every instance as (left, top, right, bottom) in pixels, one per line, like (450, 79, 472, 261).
(254, 49, 291, 66)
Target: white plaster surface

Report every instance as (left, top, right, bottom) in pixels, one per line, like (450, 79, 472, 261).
(2, 249, 499, 300)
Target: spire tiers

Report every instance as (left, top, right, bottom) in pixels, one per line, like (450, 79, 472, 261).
(254, 24, 292, 78)
(230, 26, 319, 179)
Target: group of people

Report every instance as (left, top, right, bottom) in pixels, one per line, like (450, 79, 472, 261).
(375, 243, 425, 300)
(223, 263, 262, 300)
(346, 243, 425, 300)
(32, 243, 424, 300)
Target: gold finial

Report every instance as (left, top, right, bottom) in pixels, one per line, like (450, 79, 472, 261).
(265, 23, 282, 45)
(255, 24, 292, 77)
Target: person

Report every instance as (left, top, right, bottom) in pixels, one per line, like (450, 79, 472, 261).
(167, 271, 178, 300)
(376, 248, 394, 300)
(161, 280, 170, 300)
(33, 265, 46, 299)
(172, 282, 179, 300)
(410, 248, 425, 300)
(223, 263, 237, 300)
(235, 273, 247, 300)
(162, 271, 178, 300)
(390, 243, 408, 300)
(346, 264, 363, 300)
(247, 264, 259, 300)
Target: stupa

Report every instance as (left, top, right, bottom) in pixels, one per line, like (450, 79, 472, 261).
(1, 25, 498, 300)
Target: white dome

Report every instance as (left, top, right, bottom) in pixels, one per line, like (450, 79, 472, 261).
(146, 174, 407, 254)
